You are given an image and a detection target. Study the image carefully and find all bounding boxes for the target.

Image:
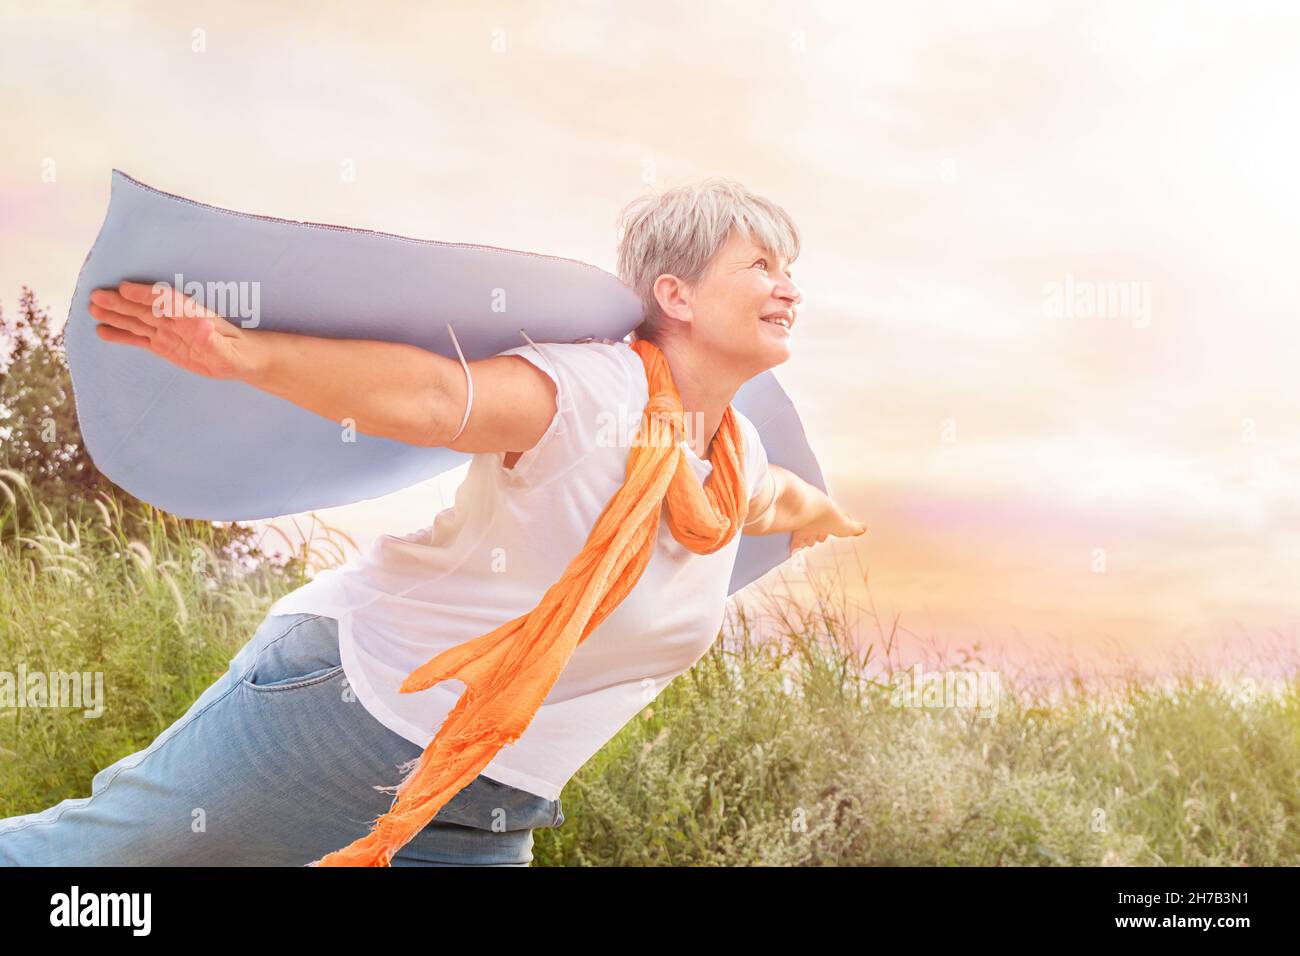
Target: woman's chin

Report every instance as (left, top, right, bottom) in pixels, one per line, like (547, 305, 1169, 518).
(755, 340, 792, 370)
(755, 321, 793, 360)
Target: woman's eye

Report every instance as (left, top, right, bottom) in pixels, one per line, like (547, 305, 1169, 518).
(753, 258, 768, 270)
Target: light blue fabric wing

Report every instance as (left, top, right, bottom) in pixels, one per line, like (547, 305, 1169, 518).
(64, 170, 826, 596)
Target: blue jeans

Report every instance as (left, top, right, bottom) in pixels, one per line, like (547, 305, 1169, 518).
(0, 612, 564, 866)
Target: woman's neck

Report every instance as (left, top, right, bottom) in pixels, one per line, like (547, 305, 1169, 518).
(647, 334, 746, 462)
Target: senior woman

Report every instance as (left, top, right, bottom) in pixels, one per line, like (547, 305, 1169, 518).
(0, 177, 863, 866)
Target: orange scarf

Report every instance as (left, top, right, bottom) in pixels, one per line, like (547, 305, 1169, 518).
(310, 337, 748, 866)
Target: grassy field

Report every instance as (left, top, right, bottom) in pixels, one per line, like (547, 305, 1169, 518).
(2, 469, 1297, 866)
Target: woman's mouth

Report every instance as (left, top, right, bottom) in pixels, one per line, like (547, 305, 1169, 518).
(760, 312, 792, 333)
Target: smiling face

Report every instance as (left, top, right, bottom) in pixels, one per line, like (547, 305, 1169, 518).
(666, 227, 803, 375)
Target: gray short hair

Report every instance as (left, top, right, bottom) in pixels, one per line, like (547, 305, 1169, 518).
(615, 177, 801, 341)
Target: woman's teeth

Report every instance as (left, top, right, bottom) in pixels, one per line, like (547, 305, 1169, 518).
(761, 315, 791, 328)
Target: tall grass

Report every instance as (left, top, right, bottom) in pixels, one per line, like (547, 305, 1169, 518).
(532, 563, 1300, 866)
(2, 470, 1296, 864)
(0, 470, 307, 816)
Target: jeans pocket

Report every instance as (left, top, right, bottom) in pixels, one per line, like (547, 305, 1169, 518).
(241, 613, 345, 694)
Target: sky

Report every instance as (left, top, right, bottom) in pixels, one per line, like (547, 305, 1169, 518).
(2, 0, 1297, 683)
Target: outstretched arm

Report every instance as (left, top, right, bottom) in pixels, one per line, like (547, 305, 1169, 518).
(742, 464, 865, 555)
(237, 328, 556, 453)
(88, 280, 556, 453)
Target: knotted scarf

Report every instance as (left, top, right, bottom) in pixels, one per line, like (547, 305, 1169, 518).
(310, 336, 748, 866)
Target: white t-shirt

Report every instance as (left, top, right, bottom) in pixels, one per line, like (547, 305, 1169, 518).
(266, 339, 772, 801)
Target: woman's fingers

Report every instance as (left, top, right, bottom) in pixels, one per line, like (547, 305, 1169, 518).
(94, 323, 151, 349)
(116, 280, 184, 313)
(789, 516, 864, 557)
(836, 509, 866, 536)
(93, 282, 218, 325)
(115, 280, 159, 305)
(90, 282, 227, 348)
(89, 288, 160, 327)
(118, 280, 220, 321)
(89, 302, 155, 340)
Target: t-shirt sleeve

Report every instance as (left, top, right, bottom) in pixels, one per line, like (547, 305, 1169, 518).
(490, 341, 632, 488)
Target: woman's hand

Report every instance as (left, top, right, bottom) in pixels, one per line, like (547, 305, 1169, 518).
(744, 465, 866, 555)
(88, 280, 251, 381)
(790, 499, 865, 556)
